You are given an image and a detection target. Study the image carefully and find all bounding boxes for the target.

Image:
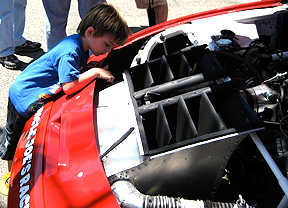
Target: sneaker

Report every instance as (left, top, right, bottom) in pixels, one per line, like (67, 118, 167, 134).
(0, 55, 22, 69)
(14, 40, 42, 54)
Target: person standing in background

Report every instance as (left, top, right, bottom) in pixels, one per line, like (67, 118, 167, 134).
(0, 0, 42, 70)
(42, 0, 107, 51)
(135, 0, 168, 26)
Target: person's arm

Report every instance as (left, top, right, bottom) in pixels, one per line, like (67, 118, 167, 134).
(62, 65, 114, 95)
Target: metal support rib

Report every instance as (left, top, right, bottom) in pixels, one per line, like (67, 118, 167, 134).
(250, 132, 288, 199)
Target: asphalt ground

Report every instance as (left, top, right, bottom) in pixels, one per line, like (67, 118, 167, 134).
(0, 0, 255, 207)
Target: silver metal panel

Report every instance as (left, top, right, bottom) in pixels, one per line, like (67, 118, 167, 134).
(97, 82, 144, 177)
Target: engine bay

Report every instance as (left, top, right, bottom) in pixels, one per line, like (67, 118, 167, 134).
(96, 4, 288, 208)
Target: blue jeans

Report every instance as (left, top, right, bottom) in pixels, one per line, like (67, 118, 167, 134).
(0, 99, 29, 160)
(42, 0, 106, 51)
(0, 0, 27, 57)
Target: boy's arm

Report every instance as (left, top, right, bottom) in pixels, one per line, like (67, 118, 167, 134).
(62, 65, 114, 95)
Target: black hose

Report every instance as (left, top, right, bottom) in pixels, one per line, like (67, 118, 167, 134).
(212, 50, 263, 82)
(143, 195, 182, 208)
(143, 195, 239, 208)
(204, 200, 235, 208)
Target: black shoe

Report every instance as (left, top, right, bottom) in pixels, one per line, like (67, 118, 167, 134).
(0, 55, 22, 69)
(15, 40, 42, 54)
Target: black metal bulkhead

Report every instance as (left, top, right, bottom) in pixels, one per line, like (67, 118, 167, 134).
(109, 45, 263, 201)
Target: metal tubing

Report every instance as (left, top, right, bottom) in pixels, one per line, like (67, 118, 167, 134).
(111, 180, 205, 208)
(250, 132, 288, 198)
(278, 196, 288, 208)
(134, 73, 206, 100)
(272, 51, 288, 62)
(111, 180, 250, 208)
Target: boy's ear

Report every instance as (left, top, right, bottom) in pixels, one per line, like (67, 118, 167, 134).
(85, 27, 95, 38)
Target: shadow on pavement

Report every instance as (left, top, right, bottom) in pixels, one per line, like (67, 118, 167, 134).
(16, 49, 46, 71)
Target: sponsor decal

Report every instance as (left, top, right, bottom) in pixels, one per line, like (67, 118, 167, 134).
(29, 82, 62, 113)
(18, 106, 44, 208)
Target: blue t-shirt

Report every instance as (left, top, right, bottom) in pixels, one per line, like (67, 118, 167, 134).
(9, 34, 89, 118)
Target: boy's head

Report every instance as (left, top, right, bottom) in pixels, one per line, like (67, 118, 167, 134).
(77, 3, 131, 46)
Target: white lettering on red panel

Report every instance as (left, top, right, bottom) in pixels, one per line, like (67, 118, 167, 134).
(18, 106, 44, 208)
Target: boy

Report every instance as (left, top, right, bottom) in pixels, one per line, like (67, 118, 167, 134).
(0, 3, 131, 172)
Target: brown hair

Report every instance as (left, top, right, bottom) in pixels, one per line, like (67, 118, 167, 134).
(77, 3, 131, 46)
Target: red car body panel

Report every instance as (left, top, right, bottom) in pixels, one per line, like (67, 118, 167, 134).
(8, 0, 284, 207)
(89, 0, 283, 63)
(8, 81, 119, 208)
(124, 0, 282, 44)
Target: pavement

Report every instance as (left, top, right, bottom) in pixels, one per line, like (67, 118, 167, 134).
(0, 0, 254, 207)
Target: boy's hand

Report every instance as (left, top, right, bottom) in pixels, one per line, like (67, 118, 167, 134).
(93, 65, 115, 83)
(63, 65, 114, 95)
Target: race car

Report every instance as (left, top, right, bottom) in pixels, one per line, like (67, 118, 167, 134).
(7, 0, 288, 207)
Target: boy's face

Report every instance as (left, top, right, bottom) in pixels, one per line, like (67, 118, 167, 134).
(87, 34, 117, 56)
